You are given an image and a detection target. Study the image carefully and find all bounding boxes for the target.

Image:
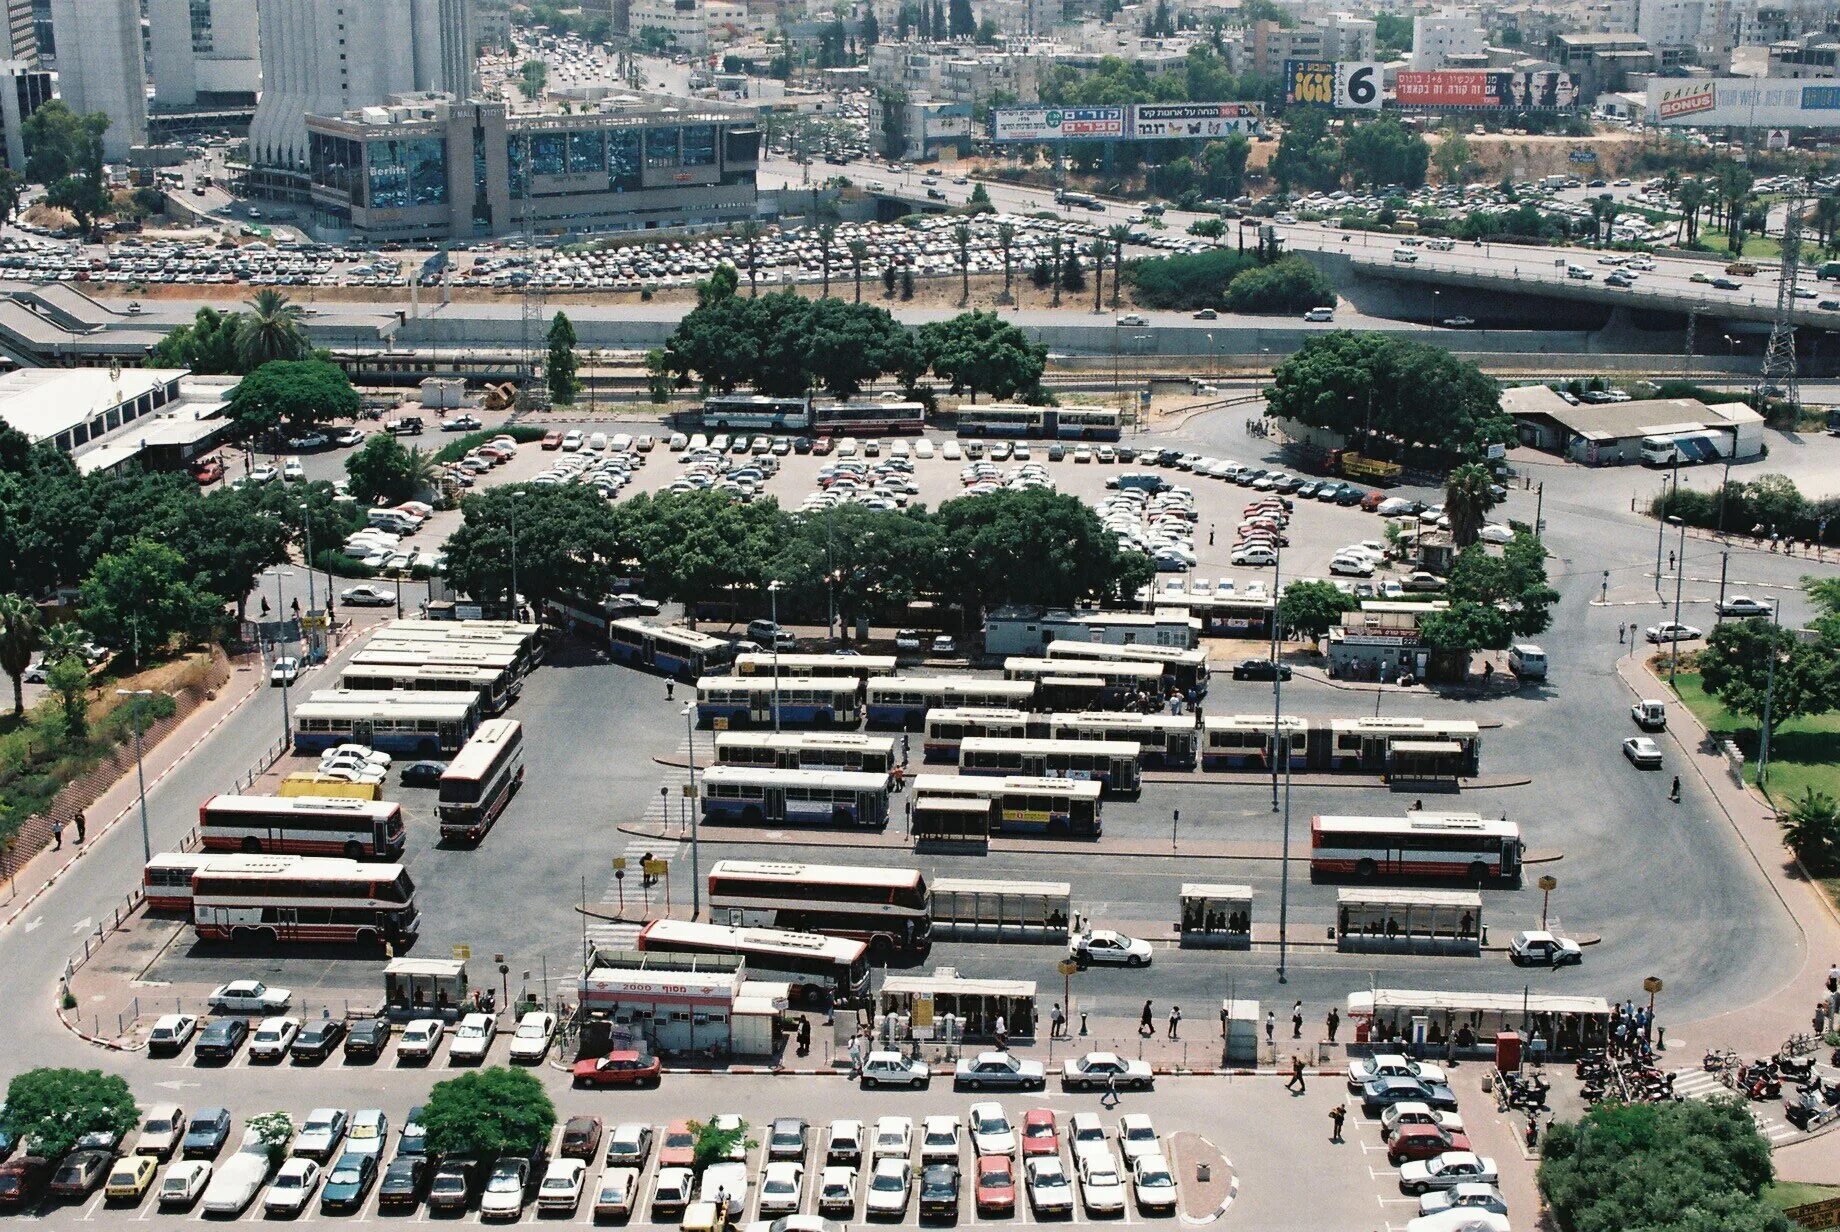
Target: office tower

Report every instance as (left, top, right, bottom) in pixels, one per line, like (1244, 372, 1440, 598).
(148, 0, 261, 110)
(47, 0, 146, 160)
(2, 0, 34, 64)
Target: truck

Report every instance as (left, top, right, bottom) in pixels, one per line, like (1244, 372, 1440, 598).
(1631, 699, 1667, 731)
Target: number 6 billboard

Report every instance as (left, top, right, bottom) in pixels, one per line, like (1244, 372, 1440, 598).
(1284, 60, 1380, 110)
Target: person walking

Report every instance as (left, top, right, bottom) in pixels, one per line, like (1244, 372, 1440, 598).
(665, 679, 675, 701)
(1140, 1001, 1155, 1037)
(1325, 1008, 1340, 1043)
(1828, 962, 1839, 993)
(1050, 1002, 1066, 1039)
(73, 810, 86, 844)
(847, 1033, 864, 1075)
(1669, 776, 1681, 803)
(51, 817, 63, 850)
(1285, 1054, 1306, 1093)
(1167, 1005, 1181, 1040)
(1101, 1071, 1121, 1108)
(797, 1017, 812, 1057)
(1329, 1103, 1346, 1142)
(1292, 1000, 1304, 1040)
(1264, 1010, 1276, 1047)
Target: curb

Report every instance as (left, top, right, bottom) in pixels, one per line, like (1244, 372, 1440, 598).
(647, 1063, 1344, 1077)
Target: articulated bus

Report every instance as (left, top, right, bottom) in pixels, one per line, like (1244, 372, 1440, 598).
(705, 859, 931, 958)
(608, 618, 737, 680)
(636, 919, 870, 1004)
(1048, 712, 1199, 769)
(199, 794, 407, 860)
(695, 677, 864, 727)
(866, 677, 1037, 729)
(733, 652, 897, 680)
(1310, 814, 1524, 885)
(699, 394, 812, 432)
(292, 690, 481, 755)
(955, 404, 1124, 441)
(1043, 641, 1212, 697)
(438, 718, 526, 843)
(699, 765, 892, 829)
(1323, 718, 1481, 776)
(338, 661, 518, 714)
(812, 400, 926, 436)
(958, 736, 1143, 796)
(909, 773, 1103, 838)
(1201, 714, 1307, 771)
(144, 852, 222, 912)
(191, 855, 419, 947)
(715, 731, 898, 774)
(921, 707, 1044, 762)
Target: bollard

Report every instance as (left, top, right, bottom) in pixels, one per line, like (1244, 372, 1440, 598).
(1197, 1162, 1210, 1183)
(1080, 1012, 1088, 1036)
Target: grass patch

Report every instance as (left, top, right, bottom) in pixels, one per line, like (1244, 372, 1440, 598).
(433, 423, 549, 465)
(1696, 229, 1783, 261)
(1765, 1180, 1840, 1213)
(1670, 670, 1840, 806)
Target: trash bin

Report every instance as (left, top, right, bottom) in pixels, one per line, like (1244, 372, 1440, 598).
(1494, 1030, 1523, 1073)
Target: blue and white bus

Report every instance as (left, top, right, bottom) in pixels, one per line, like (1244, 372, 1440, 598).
(291, 690, 481, 755)
(609, 618, 737, 680)
(1047, 711, 1200, 769)
(865, 676, 1037, 729)
(920, 707, 1044, 762)
(699, 766, 892, 829)
(695, 676, 864, 727)
(700, 394, 812, 432)
(714, 731, 899, 774)
(958, 736, 1144, 796)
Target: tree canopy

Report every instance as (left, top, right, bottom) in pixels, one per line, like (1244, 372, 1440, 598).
(78, 539, 222, 663)
(223, 359, 360, 438)
(422, 1067, 556, 1161)
(916, 311, 1048, 403)
(546, 311, 580, 406)
(345, 434, 425, 505)
(1697, 617, 1839, 738)
(443, 484, 629, 611)
(1277, 579, 1356, 643)
(0, 1068, 138, 1162)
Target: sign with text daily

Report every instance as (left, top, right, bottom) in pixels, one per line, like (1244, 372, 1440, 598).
(1648, 77, 1840, 128)
(1283, 60, 1381, 110)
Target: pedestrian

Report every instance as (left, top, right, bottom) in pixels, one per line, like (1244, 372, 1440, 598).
(1051, 1002, 1066, 1039)
(1525, 1115, 1541, 1151)
(848, 1033, 864, 1074)
(642, 851, 656, 887)
(1326, 1008, 1340, 1043)
(1221, 1004, 1230, 1038)
(797, 1017, 811, 1057)
(1669, 775, 1681, 803)
(74, 810, 86, 844)
(1827, 962, 1838, 993)
(1329, 1103, 1346, 1142)
(1265, 1010, 1276, 1046)
(260, 595, 270, 617)
(51, 817, 63, 849)
(1208, 525, 1216, 546)
(1668, 550, 1675, 571)
(1285, 1054, 1306, 1093)
(994, 1014, 1007, 1048)
(1292, 1000, 1303, 1040)
(1101, 1071, 1121, 1108)
(665, 679, 675, 700)
(1141, 1001, 1154, 1037)
(1168, 1005, 1181, 1039)
(1816, 1002, 1828, 1036)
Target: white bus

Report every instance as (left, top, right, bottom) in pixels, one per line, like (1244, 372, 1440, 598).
(637, 919, 870, 1004)
(371, 620, 544, 671)
(1043, 641, 1211, 697)
(866, 677, 1037, 728)
(198, 794, 407, 860)
(143, 852, 224, 912)
(292, 690, 480, 755)
(706, 860, 931, 959)
(438, 718, 526, 843)
(699, 765, 892, 829)
(1310, 814, 1524, 885)
(359, 641, 523, 675)
(1201, 714, 1306, 770)
(191, 855, 420, 947)
(1004, 657, 1166, 692)
(1048, 712, 1199, 769)
(338, 660, 519, 714)
(714, 731, 898, 774)
(958, 736, 1143, 796)
(695, 676, 863, 727)
(909, 773, 1103, 838)
(608, 618, 737, 679)
(733, 652, 897, 680)
(921, 707, 1043, 762)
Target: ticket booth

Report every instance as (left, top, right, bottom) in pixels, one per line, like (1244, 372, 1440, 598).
(879, 968, 1039, 1044)
(383, 958, 470, 1020)
(1179, 884, 1253, 949)
(1334, 889, 1482, 955)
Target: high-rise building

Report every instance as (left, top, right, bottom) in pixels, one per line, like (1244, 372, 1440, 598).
(147, 0, 261, 111)
(1409, 9, 1488, 69)
(2, 0, 35, 64)
(250, 0, 475, 174)
(47, 0, 146, 160)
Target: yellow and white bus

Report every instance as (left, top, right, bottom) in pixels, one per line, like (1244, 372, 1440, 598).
(909, 774, 1103, 838)
(733, 652, 897, 680)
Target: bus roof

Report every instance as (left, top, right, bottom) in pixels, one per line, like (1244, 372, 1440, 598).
(204, 793, 400, 820)
(340, 662, 504, 684)
(611, 617, 732, 651)
(1329, 717, 1481, 737)
(960, 737, 1143, 757)
(700, 765, 891, 791)
(387, 618, 540, 637)
(909, 773, 1103, 799)
(639, 918, 867, 962)
(1044, 641, 1208, 665)
(697, 676, 862, 694)
(715, 731, 897, 751)
(707, 859, 924, 888)
(359, 643, 521, 668)
(1004, 657, 1164, 680)
(297, 690, 480, 718)
(734, 652, 897, 674)
(1051, 711, 1197, 732)
(441, 719, 523, 781)
(926, 707, 1033, 723)
(869, 677, 1036, 697)
(1311, 813, 1519, 837)
(191, 854, 403, 881)
(912, 796, 1001, 814)
(1204, 714, 1307, 732)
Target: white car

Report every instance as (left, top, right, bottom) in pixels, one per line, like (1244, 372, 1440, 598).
(562, 430, 584, 451)
(293, 1108, 347, 1160)
(1231, 544, 1277, 566)
(396, 1018, 443, 1061)
(247, 1016, 301, 1061)
(967, 1103, 1016, 1157)
(920, 1116, 961, 1162)
(1062, 1052, 1154, 1091)
(480, 1159, 533, 1219)
(1408, 1211, 1511, 1232)
(448, 1012, 494, 1063)
(209, 980, 291, 1014)
(1116, 1114, 1160, 1166)
(826, 1120, 864, 1163)
(1131, 1153, 1178, 1214)
(1076, 1147, 1128, 1215)
(865, 1158, 912, 1217)
(334, 428, 366, 447)
(201, 1129, 276, 1216)
(320, 743, 390, 769)
(135, 1104, 186, 1159)
(872, 1116, 912, 1160)
(592, 1167, 641, 1220)
(1718, 595, 1773, 618)
(158, 1159, 212, 1209)
(147, 1014, 198, 1055)
(339, 584, 395, 606)
(860, 1051, 931, 1088)
(1400, 1152, 1499, 1195)
(1348, 1054, 1448, 1090)
(818, 1164, 858, 1214)
(757, 1162, 804, 1214)
(538, 1159, 588, 1214)
(249, 464, 278, 483)
(1025, 1156, 1075, 1216)
(1381, 1102, 1465, 1140)
(262, 1158, 321, 1216)
(1419, 1181, 1509, 1218)
(270, 656, 301, 685)
(1623, 736, 1664, 769)
(508, 1010, 556, 1062)
(282, 459, 306, 482)
(1644, 621, 1702, 644)
(1330, 555, 1375, 577)
(1070, 929, 1153, 968)
(1509, 929, 1583, 966)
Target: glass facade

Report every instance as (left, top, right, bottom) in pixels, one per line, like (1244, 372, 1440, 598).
(308, 131, 365, 203)
(366, 137, 450, 210)
(681, 125, 717, 167)
(530, 132, 566, 177)
(567, 130, 605, 172)
(607, 128, 642, 191)
(190, 0, 214, 52)
(645, 126, 681, 169)
(507, 137, 527, 199)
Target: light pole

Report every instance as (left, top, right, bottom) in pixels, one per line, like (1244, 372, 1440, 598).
(507, 491, 524, 621)
(1270, 532, 1284, 812)
(1758, 598, 1781, 787)
(271, 567, 293, 743)
(683, 703, 701, 921)
(1643, 974, 1663, 1047)
(1668, 516, 1687, 686)
(116, 689, 154, 864)
(1271, 532, 1291, 985)
(768, 579, 784, 733)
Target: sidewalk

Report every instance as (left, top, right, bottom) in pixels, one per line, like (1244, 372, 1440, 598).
(1611, 654, 1840, 1181)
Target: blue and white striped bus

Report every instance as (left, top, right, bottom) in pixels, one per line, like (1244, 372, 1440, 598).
(610, 618, 737, 680)
(699, 766, 892, 829)
(695, 676, 864, 727)
(865, 677, 1036, 729)
(920, 707, 1044, 763)
(291, 690, 481, 756)
(714, 731, 899, 774)
(1048, 712, 1200, 769)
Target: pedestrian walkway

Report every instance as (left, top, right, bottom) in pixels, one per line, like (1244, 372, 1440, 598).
(1670, 1067, 1801, 1145)
(584, 921, 643, 953)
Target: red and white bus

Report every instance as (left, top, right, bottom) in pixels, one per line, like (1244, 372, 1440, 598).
(636, 919, 870, 1005)
(438, 718, 526, 843)
(191, 855, 419, 947)
(143, 852, 222, 912)
(1309, 814, 1524, 884)
(706, 860, 931, 960)
(199, 794, 406, 860)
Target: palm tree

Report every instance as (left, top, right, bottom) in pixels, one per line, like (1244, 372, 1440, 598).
(237, 289, 309, 370)
(739, 221, 763, 296)
(995, 222, 1016, 305)
(1588, 197, 1611, 247)
(1783, 787, 1840, 876)
(1088, 238, 1109, 314)
(816, 224, 837, 298)
(1676, 178, 1708, 245)
(1050, 234, 1063, 307)
(847, 238, 869, 303)
(406, 446, 442, 495)
(953, 223, 971, 306)
(0, 593, 44, 717)
(1443, 463, 1498, 548)
(1813, 195, 1840, 253)
(1107, 225, 1132, 309)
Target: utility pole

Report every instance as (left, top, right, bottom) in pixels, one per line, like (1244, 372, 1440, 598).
(1758, 599, 1780, 787)
(1668, 517, 1686, 686)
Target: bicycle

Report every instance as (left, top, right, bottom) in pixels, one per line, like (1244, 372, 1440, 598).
(1783, 1032, 1819, 1057)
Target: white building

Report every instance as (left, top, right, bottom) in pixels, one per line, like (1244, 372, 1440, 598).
(1410, 9, 1488, 69)
(147, 0, 260, 111)
(630, 0, 734, 52)
(250, 0, 475, 173)
(1634, 0, 1703, 54)
(47, 0, 145, 160)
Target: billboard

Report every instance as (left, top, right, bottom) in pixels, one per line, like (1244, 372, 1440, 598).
(1131, 102, 1265, 139)
(990, 105, 1126, 142)
(1394, 70, 1577, 110)
(1649, 78, 1840, 128)
(1283, 60, 1381, 110)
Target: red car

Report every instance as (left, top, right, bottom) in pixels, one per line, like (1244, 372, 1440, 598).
(812, 437, 834, 456)
(659, 1121, 696, 1169)
(541, 431, 564, 450)
(973, 1154, 1015, 1215)
(1020, 1110, 1059, 1159)
(571, 1050, 662, 1088)
(192, 460, 224, 485)
(1386, 1124, 1471, 1166)
(560, 1115, 604, 1160)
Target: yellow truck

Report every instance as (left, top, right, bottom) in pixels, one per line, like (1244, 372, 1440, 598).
(278, 773, 384, 801)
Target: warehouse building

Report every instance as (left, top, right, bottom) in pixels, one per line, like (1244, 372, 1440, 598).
(1503, 386, 1766, 466)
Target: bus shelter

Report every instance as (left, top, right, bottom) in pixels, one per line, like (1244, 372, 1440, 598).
(1385, 740, 1471, 787)
(911, 795, 995, 852)
(1346, 988, 1612, 1061)
(932, 878, 1072, 944)
(879, 969, 1038, 1044)
(383, 958, 470, 1020)
(1179, 884, 1253, 950)
(1335, 888, 1482, 956)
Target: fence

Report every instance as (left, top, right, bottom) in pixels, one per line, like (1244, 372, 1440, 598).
(230, 733, 292, 794)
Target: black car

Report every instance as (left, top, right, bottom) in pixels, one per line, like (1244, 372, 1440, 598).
(1116, 445, 1137, 462)
(290, 1019, 345, 1062)
(193, 1018, 249, 1062)
(399, 761, 446, 788)
(1231, 659, 1292, 682)
(792, 438, 813, 455)
(376, 1156, 429, 1210)
(398, 1107, 428, 1157)
(319, 1152, 378, 1213)
(920, 1163, 960, 1219)
(1335, 486, 1366, 506)
(181, 1108, 232, 1159)
(342, 1018, 391, 1061)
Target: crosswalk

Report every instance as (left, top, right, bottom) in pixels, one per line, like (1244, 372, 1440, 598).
(1671, 1067, 1801, 1143)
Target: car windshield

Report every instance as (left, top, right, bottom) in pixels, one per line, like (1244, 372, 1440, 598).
(666, 1131, 693, 1149)
(487, 1170, 521, 1192)
(331, 1166, 362, 1184)
(872, 1172, 904, 1191)
(145, 1117, 174, 1132)
(1141, 1168, 1172, 1186)
(161, 1175, 189, 1191)
(432, 1175, 464, 1193)
(1125, 1125, 1154, 1141)
(275, 1175, 302, 1190)
(977, 1113, 1009, 1133)
(766, 1177, 795, 1194)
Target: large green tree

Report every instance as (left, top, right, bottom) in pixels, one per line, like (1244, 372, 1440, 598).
(423, 1067, 556, 1160)
(223, 359, 360, 438)
(1342, 114, 1430, 188)
(444, 484, 629, 611)
(0, 592, 43, 716)
(771, 506, 943, 638)
(1277, 579, 1355, 645)
(78, 539, 222, 663)
(345, 434, 424, 505)
(916, 311, 1048, 403)
(1783, 788, 1840, 875)
(626, 490, 790, 622)
(932, 488, 1152, 617)
(1445, 533, 1558, 636)
(21, 102, 109, 234)
(1697, 617, 1840, 756)
(546, 311, 580, 405)
(237, 290, 311, 369)
(0, 1069, 138, 1162)
(149, 306, 249, 374)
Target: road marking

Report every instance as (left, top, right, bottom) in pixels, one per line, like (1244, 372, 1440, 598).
(22, 917, 41, 933)
(72, 916, 93, 934)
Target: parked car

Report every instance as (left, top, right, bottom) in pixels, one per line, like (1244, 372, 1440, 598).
(376, 1157, 429, 1211)
(1231, 658, 1291, 682)
(1024, 1156, 1074, 1216)
(1388, 1124, 1472, 1165)
(861, 1051, 931, 1089)
(1131, 1153, 1178, 1214)
(342, 1017, 391, 1060)
(193, 1019, 249, 1062)
(1062, 1052, 1154, 1091)
(320, 1152, 378, 1213)
(592, 1166, 641, 1220)
(1644, 621, 1702, 644)
(572, 1050, 662, 1087)
(290, 1019, 345, 1062)
(103, 1155, 159, 1203)
(537, 1158, 587, 1215)
(48, 1151, 110, 1203)
(865, 1157, 913, 1218)
(1069, 929, 1153, 968)
(207, 980, 291, 1013)
(507, 1011, 556, 1062)
(956, 1053, 1046, 1091)
(182, 1108, 233, 1159)
(134, 1104, 186, 1160)
(448, 1012, 495, 1064)
(395, 1019, 443, 1063)
(294, 1109, 349, 1162)
(1399, 1152, 1499, 1196)
(559, 1116, 604, 1161)
(1509, 929, 1583, 966)
(157, 1160, 212, 1210)
(247, 1016, 301, 1062)
(147, 1014, 197, 1056)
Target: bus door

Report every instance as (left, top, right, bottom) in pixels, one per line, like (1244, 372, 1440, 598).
(765, 786, 787, 820)
(1500, 839, 1523, 881)
(438, 720, 462, 751)
(352, 718, 375, 745)
(274, 906, 299, 939)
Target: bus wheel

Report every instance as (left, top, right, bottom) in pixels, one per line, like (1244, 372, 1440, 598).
(742, 805, 764, 825)
(833, 808, 851, 827)
(241, 836, 262, 853)
(230, 926, 254, 944)
(1468, 862, 1489, 885)
(356, 928, 378, 947)
(420, 740, 437, 756)
(869, 935, 893, 962)
(344, 841, 364, 860)
(257, 928, 279, 949)
(1355, 859, 1377, 878)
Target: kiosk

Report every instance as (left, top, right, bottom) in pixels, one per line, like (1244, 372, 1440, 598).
(878, 968, 1039, 1043)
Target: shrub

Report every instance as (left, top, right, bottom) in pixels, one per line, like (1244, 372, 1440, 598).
(433, 424, 548, 465)
(1223, 257, 1335, 313)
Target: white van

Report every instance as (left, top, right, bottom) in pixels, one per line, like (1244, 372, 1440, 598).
(1508, 644, 1548, 680)
(611, 433, 633, 452)
(1425, 238, 1455, 252)
(367, 509, 423, 534)
(1391, 248, 1419, 264)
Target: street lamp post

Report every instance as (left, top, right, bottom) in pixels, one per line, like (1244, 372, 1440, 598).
(1643, 975, 1663, 1047)
(1759, 598, 1781, 787)
(272, 567, 293, 743)
(683, 704, 701, 921)
(1668, 516, 1687, 686)
(508, 493, 523, 621)
(116, 689, 154, 864)
(768, 580, 784, 733)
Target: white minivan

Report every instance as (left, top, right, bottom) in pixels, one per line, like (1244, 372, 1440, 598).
(1508, 643, 1547, 680)
(1392, 248, 1419, 264)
